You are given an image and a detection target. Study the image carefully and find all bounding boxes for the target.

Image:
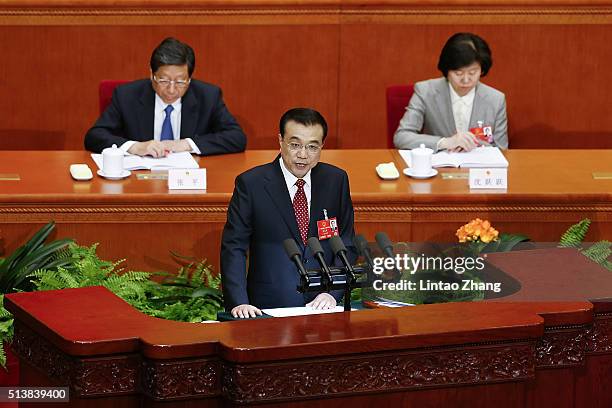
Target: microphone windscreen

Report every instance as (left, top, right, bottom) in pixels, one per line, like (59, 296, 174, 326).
(307, 237, 324, 255)
(353, 235, 368, 254)
(329, 235, 347, 255)
(283, 238, 301, 258)
(375, 232, 393, 252)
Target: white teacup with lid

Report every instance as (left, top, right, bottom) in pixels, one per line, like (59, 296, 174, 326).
(411, 143, 433, 176)
(101, 144, 124, 177)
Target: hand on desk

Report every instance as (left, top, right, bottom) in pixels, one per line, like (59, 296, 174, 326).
(128, 140, 170, 157)
(127, 140, 191, 157)
(306, 292, 337, 310)
(231, 304, 262, 319)
(440, 132, 478, 152)
(161, 139, 191, 153)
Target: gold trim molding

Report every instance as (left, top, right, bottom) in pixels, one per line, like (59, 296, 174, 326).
(356, 205, 612, 213)
(1, 6, 612, 25)
(0, 204, 610, 215)
(0, 6, 611, 16)
(0, 206, 228, 214)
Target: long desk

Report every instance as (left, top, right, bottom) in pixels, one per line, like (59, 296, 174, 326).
(2, 1, 612, 150)
(0, 149, 610, 271)
(5, 248, 612, 407)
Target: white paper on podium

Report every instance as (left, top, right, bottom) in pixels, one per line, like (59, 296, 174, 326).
(262, 306, 352, 317)
(91, 151, 199, 171)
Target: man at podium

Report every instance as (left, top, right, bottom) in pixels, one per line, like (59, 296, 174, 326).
(84, 37, 246, 157)
(221, 108, 356, 318)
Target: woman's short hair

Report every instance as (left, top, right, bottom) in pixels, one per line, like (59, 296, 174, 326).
(437, 33, 492, 77)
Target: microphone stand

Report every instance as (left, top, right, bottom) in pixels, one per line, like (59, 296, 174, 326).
(285, 237, 378, 312)
(298, 265, 370, 312)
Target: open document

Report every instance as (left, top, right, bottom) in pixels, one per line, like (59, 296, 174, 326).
(399, 146, 508, 168)
(262, 306, 351, 317)
(91, 151, 199, 171)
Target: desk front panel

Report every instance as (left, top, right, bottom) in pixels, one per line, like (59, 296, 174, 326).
(0, 150, 610, 271)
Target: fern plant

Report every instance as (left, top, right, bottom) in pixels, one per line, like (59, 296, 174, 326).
(0, 223, 224, 369)
(559, 219, 612, 271)
(31, 243, 152, 304)
(0, 296, 13, 368)
(30, 243, 223, 322)
(559, 219, 591, 248)
(137, 256, 223, 322)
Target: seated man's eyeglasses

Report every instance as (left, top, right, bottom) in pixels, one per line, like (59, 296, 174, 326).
(286, 141, 321, 154)
(153, 75, 191, 89)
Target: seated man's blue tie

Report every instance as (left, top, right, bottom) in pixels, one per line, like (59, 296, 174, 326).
(160, 105, 174, 141)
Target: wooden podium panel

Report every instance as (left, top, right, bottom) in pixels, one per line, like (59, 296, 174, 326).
(1, 1, 612, 150)
(4, 248, 612, 407)
(0, 149, 610, 272)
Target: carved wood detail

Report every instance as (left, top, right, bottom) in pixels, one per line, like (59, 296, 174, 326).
(12, 323, 140, 397)
(141, 358, 222, 400)
(12, 322, 74, 384)
(14, 314, 612, 403)
(585, 314, 612, 354)
(536, 326, 587, 368)
(73, 356, 140, 396)
(222, 343, 535, 404)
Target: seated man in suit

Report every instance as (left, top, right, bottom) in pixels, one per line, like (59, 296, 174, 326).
(394, 32, 508, 152)
(85, 37, 246, 157)
(221, 108, 356, 318)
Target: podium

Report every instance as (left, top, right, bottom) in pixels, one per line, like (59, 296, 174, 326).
(5, 248, 612, 407)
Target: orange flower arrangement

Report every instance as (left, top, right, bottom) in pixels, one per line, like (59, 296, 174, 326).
(456, 218, 499, 244)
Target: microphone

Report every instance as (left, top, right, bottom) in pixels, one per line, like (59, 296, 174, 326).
(375, 232, 394, 258)
(329, 235, 355, 311)
(307, 237, 333, 288)
(353, 235, 374, 267)
(329, 236, 355, 277)
(283, 238, 310, 289)
(375, 232, 401, 281)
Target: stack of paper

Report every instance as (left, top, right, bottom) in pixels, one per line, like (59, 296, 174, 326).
(399, 146, 509, 168)
(91, 151, 199, 171)
(372, 297, 415, 308)
(262, 306, 351, 317)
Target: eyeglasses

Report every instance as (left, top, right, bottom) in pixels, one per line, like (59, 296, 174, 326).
(285, 141, 322, 155)
(153, 75, 191, 89)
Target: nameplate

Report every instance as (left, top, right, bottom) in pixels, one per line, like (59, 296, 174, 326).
(593, 172, 612, 180)
(168, 169, 206, 190)
(441, 172, 469, 180)
(469, 168, 507, 189)
(0, 173, 20, 181)
(137, 173, 168, 180)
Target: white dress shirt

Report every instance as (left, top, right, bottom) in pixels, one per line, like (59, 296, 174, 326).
(279, 157, 312, 217)
(449, 83, 475, 133)
(120, 93, 201, 154)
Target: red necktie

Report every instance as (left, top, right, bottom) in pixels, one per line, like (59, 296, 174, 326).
(293, 179, 309, 245)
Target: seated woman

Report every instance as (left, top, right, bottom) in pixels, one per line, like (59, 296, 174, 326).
(394, 33, 508, 152)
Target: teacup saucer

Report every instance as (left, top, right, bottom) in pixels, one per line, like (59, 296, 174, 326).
(403, 168, 438, 179)
(97, 169, 131, 180)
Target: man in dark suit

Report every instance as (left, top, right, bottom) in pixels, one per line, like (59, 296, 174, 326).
(221, 108, 356, 318)
(85, 37, 246, 157)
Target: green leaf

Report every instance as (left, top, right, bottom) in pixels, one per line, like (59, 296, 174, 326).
(582, 241, 612, 267)
(559, 219, 591, 248)
(191, 287, 222, 299)
(495, 233, 530, 252)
